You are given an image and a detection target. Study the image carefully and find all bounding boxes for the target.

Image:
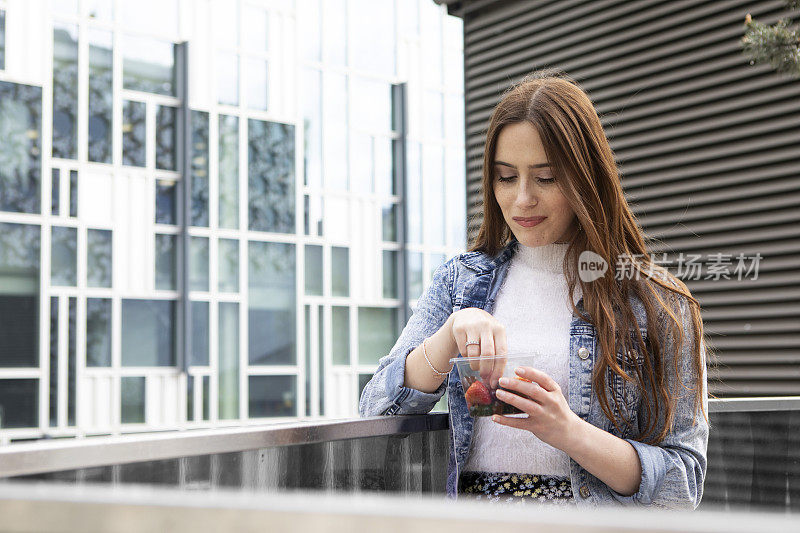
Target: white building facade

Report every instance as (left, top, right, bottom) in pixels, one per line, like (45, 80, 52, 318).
(0, 0, 465, 442)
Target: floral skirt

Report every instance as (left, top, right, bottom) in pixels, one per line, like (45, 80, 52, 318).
(458, 471, 575, 505)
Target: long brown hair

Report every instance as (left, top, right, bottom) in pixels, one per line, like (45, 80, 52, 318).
(470, 70, 712, 445)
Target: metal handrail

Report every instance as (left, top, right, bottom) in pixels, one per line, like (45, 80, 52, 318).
(2, 397, 800, 479)
(0, 414, 448, 478)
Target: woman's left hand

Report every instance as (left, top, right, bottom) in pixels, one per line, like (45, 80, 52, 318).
(492, 366, 582, 452)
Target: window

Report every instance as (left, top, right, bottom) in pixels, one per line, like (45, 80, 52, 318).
(248, 119, 295, 233)
(248, 241, 296, 365)
(0, 81, 42, 214)
(0, 223, 40, 368)
(121, 299, 176, 366)
(52, 23, 79, 160)
(122, 36, 176, 96)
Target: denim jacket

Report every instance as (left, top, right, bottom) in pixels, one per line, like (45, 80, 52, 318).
(359, 239, 709, 509)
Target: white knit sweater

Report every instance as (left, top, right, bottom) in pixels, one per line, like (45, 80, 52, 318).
(463, 242, 581, 477)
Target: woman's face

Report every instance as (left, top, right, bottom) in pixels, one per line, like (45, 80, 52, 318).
(492, 121, 578, 247)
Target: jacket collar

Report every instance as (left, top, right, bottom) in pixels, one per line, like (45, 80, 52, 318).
(458, 238, 519, 274)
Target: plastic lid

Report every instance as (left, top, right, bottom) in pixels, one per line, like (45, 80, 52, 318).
(448, 352, 540, 364)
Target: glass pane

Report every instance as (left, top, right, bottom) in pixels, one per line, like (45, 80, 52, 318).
(191, 111, 210, 227)
(51, 169, 60, 215)
(322, 0, 346, 65)
(0, 379, 38, 428)
(248, 241, 296, 365)
(51, 226, 78, 286)
(0, 223, 40, 368)
(351, 76, 391, 133)
(406, 141, 422, 244)
(122, 100, 146, 167)
(248, 375, 296, 418)
(358, 373, 373, 403)
(87, 229, 113, 288)
(67, 297, 76, 426)
(191, 301, 209, 366)
(218, 114, 239, 229)
(216, 0, 238, 49)
(332, 306, 349, 365)
(298, 0, 320, 61)
(358, 307, 398, 365)
(248, 119, 295, 233)
(302, 68, 322, 189)
(408, 251, 423, 300)
(304, 194, 323, 237)
(86, 298, 112, 367)
(218, 238, 239, 292)
(187, 375, 194, 421)
(0, 10, 4, 70)
(349, 132, 371, 192)
(202, 375, 210, 420)
(217, 52, 239, 106)
(52, 23, 79, 160)
(381, 201, 397, 242)
(121, 299, 176, 366)
(304, 245, 322, 296)
(155, 234, 176, 290)
(69, 170, 78, 217)
(349, 0, 395, 77)
(218, 302, 239, 420)
(423, 144, 445, 246)
(245, 58, 268, 111)
(0, 81, 42, 214)
(121, 376, 145, 424)
(331, 246, 349, 297)
(190, 237, 209, 292)
(155, 180, 177, 224)
(304, 305, 311, 416)
(49, 297, 58, 426)
(88, 29, 113, 164)
(446, 146, 466, 248)
(374, 137, 394, 197)
(243, 5, 268, 52)
(318, 305, 324, 415)
(156, 105, 177, 171)
(444, 90, 464, 142)
(420, 0, 443, 87)
(123, 36, 176, 96)
(429, 253, 447, 281)
(382, 250, 398, 299)
(322, 72, 347, 190)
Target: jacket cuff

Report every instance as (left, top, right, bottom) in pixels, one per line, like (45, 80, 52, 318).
(382, 345, 447, 414)
(609, 439, 666, 505)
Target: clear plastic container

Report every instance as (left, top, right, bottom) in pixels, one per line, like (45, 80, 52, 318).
(449, 353, 538, 418)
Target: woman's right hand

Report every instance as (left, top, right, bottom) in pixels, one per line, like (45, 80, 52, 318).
(448, 307, 508, 388)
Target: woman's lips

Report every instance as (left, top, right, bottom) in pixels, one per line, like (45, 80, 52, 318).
(513, 216, 546, 228)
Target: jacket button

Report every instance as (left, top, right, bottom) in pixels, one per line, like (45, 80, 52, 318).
(579, 485, 590, 499)
(577, 347, 590, 360)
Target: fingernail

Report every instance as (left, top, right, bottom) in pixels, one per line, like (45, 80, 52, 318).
(515, 367, 524, 375)
(498, 377, 508, 386)
(491, 416, 498, 422)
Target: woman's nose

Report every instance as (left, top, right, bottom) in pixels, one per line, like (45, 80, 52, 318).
(515, 179, 538, 206)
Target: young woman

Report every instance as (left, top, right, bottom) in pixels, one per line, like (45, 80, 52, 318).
(359, 71, 709, 509)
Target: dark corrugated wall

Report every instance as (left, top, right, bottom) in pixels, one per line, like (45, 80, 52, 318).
(443, 0, 800, 397)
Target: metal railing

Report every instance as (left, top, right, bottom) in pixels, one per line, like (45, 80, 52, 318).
(0, 398, 799, 530)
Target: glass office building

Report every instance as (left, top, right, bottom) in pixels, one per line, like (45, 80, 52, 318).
(0, 0, 465, 441)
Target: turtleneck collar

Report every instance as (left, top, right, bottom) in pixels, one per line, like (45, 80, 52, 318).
(513, 241, 569, 274)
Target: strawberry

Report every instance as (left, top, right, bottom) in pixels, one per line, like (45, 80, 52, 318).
(464, 381, 492, 406)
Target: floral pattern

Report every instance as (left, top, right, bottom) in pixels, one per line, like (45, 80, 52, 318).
(459, 471, 574, 505)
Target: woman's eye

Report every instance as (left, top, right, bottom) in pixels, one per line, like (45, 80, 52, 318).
(497, 175, 517, 182)
(538, 177, 556, 184)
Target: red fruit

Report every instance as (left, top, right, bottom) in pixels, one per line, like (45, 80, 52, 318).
(464, 381, 492, 406)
